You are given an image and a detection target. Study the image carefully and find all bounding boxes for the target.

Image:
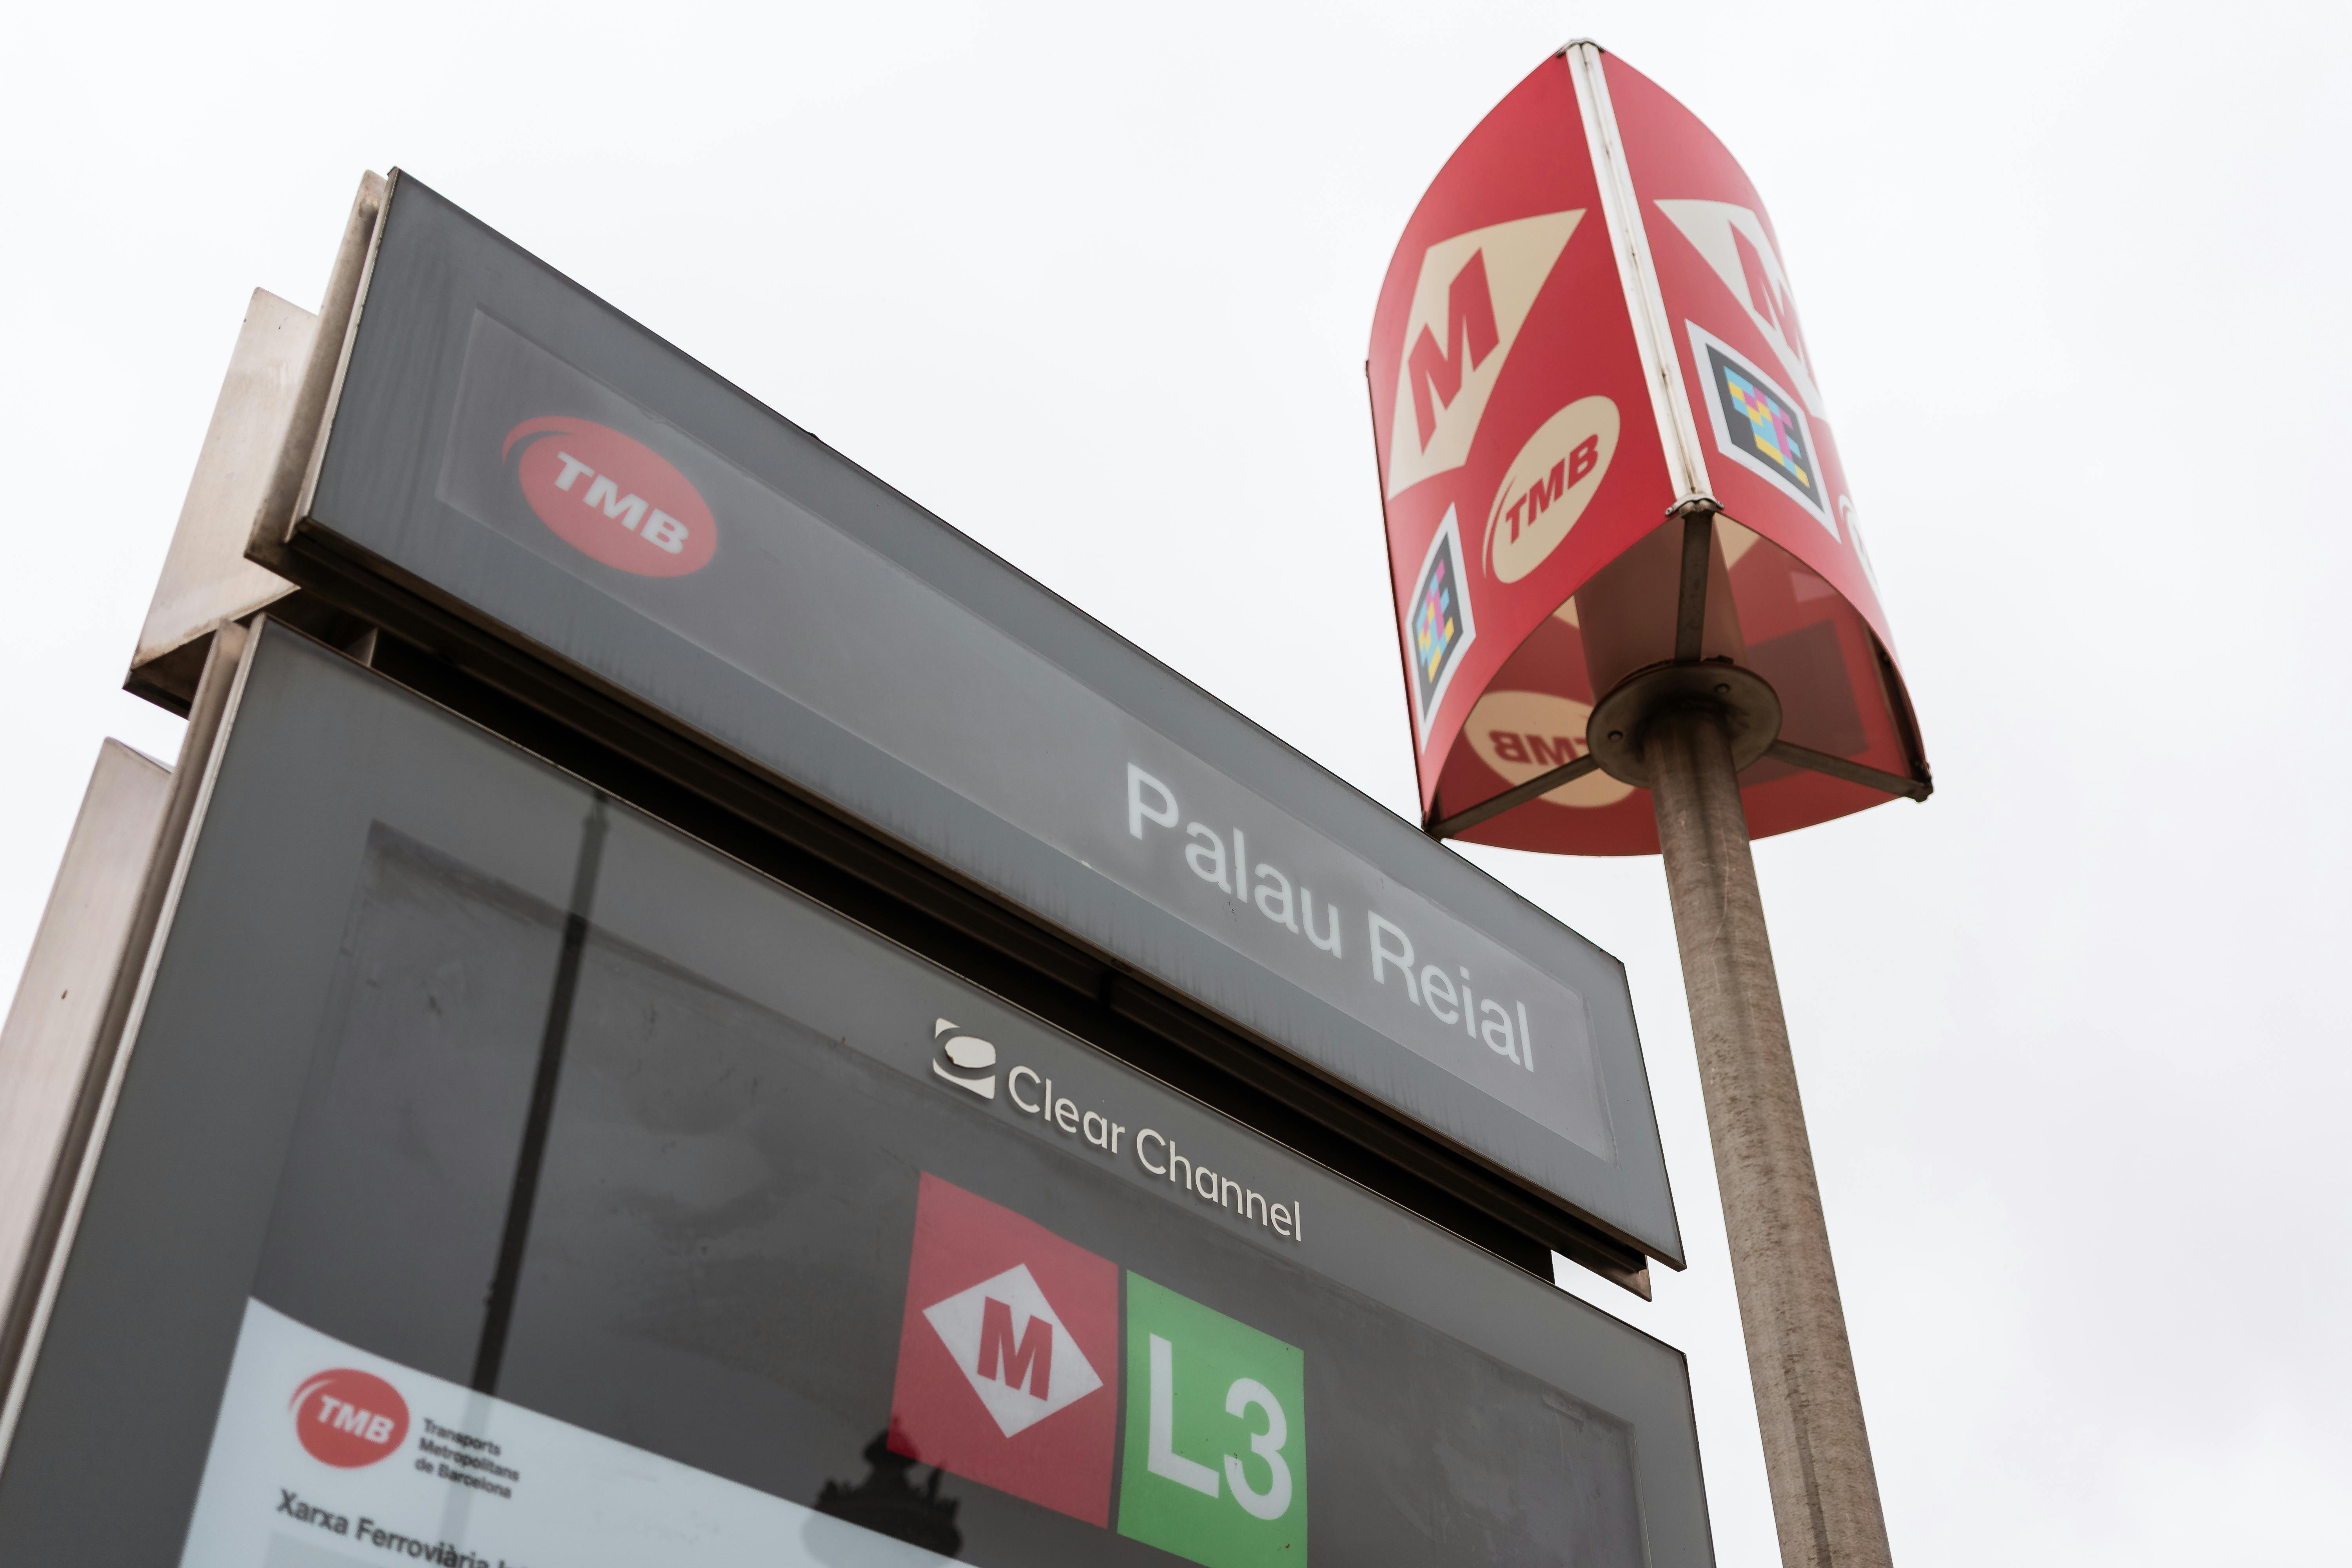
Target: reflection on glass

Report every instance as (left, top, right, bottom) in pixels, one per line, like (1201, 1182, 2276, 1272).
(248, 802, 1645, 1568)
(812, 1427, 963, 1559)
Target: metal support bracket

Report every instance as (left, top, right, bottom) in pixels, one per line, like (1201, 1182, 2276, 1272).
(1428, 754, 1603, 840)
(1423, 497, 1929, 840)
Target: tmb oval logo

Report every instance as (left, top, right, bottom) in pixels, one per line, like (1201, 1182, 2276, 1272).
(1463, 688, 1635, 810)
(503, 417, 717, 577)
(289, 1368, 409, 1467)
(1484, 396, 1618, 583)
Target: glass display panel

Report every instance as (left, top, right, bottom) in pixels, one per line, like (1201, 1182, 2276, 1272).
(288, 175, 1680, 1259)
(0, 628, 1710, 1567)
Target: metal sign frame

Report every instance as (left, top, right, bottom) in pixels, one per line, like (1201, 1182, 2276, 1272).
(190, 170, 1683, 1285)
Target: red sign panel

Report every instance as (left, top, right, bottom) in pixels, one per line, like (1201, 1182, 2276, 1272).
(1368, 47, 1926, 855)
(887, 1172, 1120, 1525)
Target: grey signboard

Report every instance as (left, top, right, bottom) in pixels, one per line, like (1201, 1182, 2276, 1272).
(0, 628, 1714, 1566)
(267, 173, 1679, 1267)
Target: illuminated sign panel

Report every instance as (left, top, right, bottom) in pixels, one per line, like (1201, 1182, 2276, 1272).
(430, 311, 1610, 1165)
(271, 174, 1679, 1262)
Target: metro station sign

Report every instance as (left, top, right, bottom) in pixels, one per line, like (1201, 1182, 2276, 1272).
(245, 171, 1682, 1271)
(1368, 44, 1930, 852)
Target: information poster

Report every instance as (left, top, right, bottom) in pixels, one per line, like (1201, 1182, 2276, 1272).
(183, 1301, 951, 1568)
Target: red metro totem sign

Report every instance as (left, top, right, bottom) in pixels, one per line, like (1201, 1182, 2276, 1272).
(1369, 45, 1929, 855)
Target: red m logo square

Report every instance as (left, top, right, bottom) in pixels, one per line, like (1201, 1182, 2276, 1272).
(888, 1173, 1119, 1524)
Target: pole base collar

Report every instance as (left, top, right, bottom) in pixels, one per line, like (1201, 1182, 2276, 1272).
(1588, 662, 1782, 788)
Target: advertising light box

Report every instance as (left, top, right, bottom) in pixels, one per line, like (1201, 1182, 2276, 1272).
(0, 628, 1713, 1566)
(253, 174, 1681, 1270)
(1365, 46, 1929, 851)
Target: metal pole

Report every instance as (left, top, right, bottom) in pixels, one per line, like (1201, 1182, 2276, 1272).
(1644, 702, 1894, 1568)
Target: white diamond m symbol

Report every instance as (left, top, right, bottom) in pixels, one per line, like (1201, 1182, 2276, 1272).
(922, 1264, 1102, 1438)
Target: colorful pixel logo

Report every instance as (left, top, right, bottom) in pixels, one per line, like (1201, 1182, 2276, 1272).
(1687, 321, 1831, 531)
(1724, 366, 1807, 484)
(1406, 506, 1477, 742)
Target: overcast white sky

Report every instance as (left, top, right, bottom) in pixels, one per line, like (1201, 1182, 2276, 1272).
(5, 2, 2347, 1563)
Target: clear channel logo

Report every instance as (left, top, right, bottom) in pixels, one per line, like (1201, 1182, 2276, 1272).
(932, 1018, 999, 1098)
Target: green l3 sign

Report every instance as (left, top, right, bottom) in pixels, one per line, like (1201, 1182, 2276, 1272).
(1117, 1272, 1308, 1568)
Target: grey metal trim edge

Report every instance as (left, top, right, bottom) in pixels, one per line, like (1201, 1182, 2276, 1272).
(1568, 42, 1711, 505)
(128, 291, 314, 708)
(0, 744, 172, 1350)
(1764, 739, 1932, 802)
(0, 622, 257, 1476)
(247, 173, 386, 574)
